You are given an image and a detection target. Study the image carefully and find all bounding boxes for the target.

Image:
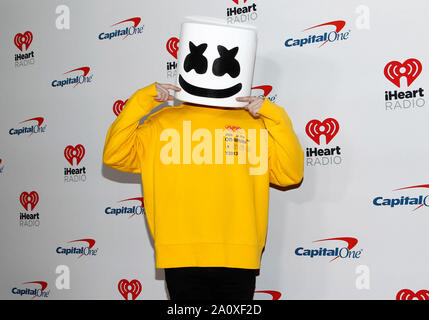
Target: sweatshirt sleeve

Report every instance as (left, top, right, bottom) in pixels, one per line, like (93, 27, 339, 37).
(257, 98, 304, 187)
(102, 82, 162, 173)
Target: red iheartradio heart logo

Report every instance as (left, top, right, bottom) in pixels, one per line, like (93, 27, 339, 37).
(118, 279, 142, 300)
(305, 118, 339, 145)
(14, 31, 33, 51)
(113, 99, 128, 117)
(396, 289, 429, 300)
(384, 58, 422, 88)
(64, 144, 85, 166)
(166, 37, 179, 59)
(19, 191, 39, 211)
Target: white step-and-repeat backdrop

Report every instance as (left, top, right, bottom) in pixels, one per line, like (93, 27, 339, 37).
(1, 0, 428, 300)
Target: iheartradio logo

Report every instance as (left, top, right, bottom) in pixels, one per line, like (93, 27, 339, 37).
(19, 191, 40, 228)
(166, 37, 179, 78)
(166, 37, 179, 59)
(384, 58, 425, 111)
(305, 118, 339, 145)
(64, 145, 87, 183)
(305, 118, 342, 167)
(118, 279, 142, 300)
(113, 99, 128, 117)
(226, 0, 258, 24)
(14, 31, 33, 51)
(20, 191, 39, 211)
(396, 289, 429, 300)
(384, 58, 422, 88)
(64, 145, 85, 166)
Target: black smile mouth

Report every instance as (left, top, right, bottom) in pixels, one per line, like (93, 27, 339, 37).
(179, 75, 242, 98)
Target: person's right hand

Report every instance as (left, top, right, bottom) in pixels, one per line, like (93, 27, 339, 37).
(154, 83, 181, 102)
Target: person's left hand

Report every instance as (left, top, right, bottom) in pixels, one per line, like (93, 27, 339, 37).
(236, 96, 264, 117)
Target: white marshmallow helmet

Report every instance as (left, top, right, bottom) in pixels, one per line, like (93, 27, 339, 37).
(175, 17, 258, 108)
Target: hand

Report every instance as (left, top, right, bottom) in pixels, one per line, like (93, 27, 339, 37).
(154, 83, 181, 102)
(236, 96, 264, 117)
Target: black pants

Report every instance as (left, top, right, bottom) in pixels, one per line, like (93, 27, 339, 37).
(165, 267, 257, 300)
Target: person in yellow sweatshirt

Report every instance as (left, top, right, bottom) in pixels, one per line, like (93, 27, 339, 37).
(103, 82, 304, 300)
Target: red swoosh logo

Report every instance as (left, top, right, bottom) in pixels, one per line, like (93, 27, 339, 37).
(19, 117, 44, 127)
(63, 67, 90, 87)
(313, 237, 358, 262)
(393, 184, 429, 191)
(118, 197, 144, 218)
(254, 290, 281, 300)
(68, 238, 96, 258)
(252, 85, 273, 97)
(303, 20, 346, 47)
(111, 17, 141, 39)
(64, 67, 90, 76)
(19, 117, 44, 136)
(393, 184, 429, 211)
(68, 238, 96, 249)
(22, 281, 48, 291)
(111, 17, 141, 28)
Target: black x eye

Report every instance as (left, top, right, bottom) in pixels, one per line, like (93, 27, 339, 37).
(212, 45, 240, 78)
(184, 41, 208, 74)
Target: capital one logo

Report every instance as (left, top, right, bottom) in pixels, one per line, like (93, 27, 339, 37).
(305, 118, 342, 166)
(396, 289, 429, 300)
(285, 20, 350, 48)
(105, 197, 145, 218)
(11, 281, 49, 299)
(20, 191, 39, 211)
(14, 31, 33, 51)
(51, 66, 93, 88)
(373, 184, 429, 211)
(98, 17, 144, 40)
(295, 237, 362, 262)
(56, 238, 98, 258)
(118, 279, 142, 300)
(383, 58, 425, 111)
(9, 117, 46, 137)
(113, 99, 128, 116)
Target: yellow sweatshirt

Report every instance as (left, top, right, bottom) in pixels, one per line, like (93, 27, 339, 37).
(103, 82, 303, 269)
